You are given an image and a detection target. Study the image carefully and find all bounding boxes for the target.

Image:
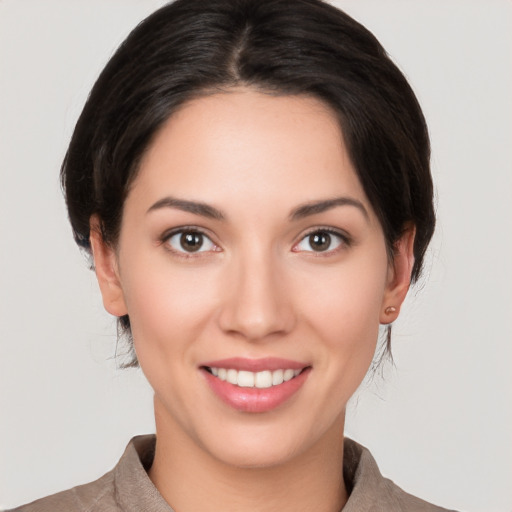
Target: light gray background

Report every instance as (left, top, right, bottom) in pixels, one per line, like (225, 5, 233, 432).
(1, 1, 511, 510)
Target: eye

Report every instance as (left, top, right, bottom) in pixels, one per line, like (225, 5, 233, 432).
(294, 229, 347, 253)
(165, 229, 217, 254)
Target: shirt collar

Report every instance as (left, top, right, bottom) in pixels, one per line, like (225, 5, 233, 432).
(114, 434, 384, 512)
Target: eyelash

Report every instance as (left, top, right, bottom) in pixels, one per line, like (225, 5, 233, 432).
(159, 226, 352, 258)
(293, 227, 351, 255)
(160, 226, 219, 258)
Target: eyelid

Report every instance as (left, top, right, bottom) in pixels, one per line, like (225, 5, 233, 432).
(160, 225, 207, 241)
(292, 226, 352, 253)
(160, 226, 221, 256)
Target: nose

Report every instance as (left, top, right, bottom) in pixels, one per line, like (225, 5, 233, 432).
(217, 249, 296, 342)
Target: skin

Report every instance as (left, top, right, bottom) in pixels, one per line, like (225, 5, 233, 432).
(90, 88, 415, 512)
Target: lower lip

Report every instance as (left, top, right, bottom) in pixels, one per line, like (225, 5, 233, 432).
(202, 368, 311, 413)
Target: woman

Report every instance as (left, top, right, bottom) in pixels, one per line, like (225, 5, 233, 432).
(5, 0, 458, 510)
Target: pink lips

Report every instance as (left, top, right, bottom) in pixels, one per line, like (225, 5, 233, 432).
(200, 357, 311, 413)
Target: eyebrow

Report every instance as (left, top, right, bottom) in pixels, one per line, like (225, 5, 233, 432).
(146, 195, 368, 223)
(289, 197, 369, 221)
(146, 197, 225, 220)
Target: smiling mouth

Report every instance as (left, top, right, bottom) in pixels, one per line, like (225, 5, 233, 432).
(203, 367, 306, 389)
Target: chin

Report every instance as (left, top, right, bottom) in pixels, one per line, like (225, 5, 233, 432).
(212, 439, 303, 470)
(201, 419, 327, 470)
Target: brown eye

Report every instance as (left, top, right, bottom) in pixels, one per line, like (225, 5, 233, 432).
(180, 232, 203, 252)
(308, 232, 331, 252)
(295, 229, 345, 253)
(166, 230, 216, 254)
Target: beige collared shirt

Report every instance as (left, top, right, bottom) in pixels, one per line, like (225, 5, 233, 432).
(9, 435, 456, 511)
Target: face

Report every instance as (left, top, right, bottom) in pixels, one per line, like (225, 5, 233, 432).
(92, 89, 413, 468)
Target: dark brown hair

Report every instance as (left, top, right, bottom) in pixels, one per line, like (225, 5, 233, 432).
(61, 0, 434, 366)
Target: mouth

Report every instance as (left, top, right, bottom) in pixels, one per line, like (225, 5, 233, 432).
(203, 366, 304, 389)
(200, 358, 311, 413)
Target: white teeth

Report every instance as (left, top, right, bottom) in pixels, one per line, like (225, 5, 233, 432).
(254, 370, 272, 388)
(208, 367, 303, 388)
(237, 370, 255, 387)
(272, 369, 284, 385)
(283, 369, 295, 381)
(226, 369, 237, 385)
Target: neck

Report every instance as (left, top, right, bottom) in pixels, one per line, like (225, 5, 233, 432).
(148, 398, 348, 512)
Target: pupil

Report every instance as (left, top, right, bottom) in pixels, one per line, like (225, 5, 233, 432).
(310, 232, 330, 251)
(180, 232, 203, 252)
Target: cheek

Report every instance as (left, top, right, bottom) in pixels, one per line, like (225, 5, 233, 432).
(118, 253, 220, 364)
(300, 255, 387, 330)
(294, 250, 389, 378)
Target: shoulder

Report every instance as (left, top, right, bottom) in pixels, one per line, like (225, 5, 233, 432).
(375, 475, 456, 512)
(5, 470, 117, 512)
(343, 438, 458, 512)
(5, 435, 159, 512)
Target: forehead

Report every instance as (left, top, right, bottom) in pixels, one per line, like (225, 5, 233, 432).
(130, 88, 371, 217)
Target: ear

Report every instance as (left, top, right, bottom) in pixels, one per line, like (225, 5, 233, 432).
(89, 215, 128, 317)
(380, 224, 416, 325)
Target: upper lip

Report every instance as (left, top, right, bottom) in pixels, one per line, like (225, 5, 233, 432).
(200, 357, 309, 372)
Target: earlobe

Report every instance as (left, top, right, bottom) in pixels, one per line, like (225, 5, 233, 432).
(89, 216, 128, 317)
(380, 225, 416, 325)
